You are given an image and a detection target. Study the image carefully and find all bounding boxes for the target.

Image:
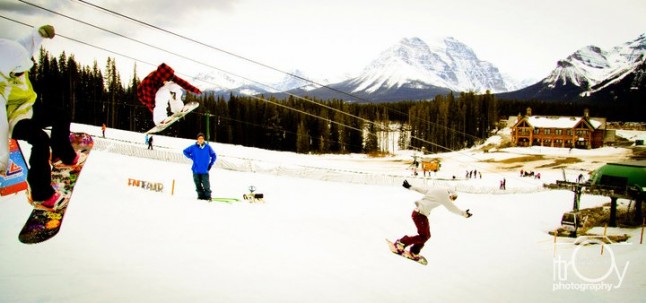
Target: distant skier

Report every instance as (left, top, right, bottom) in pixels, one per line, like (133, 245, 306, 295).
(136, 63, 202, 126)
(147, 135, 153, 150)
(393, 180, 472, 260)
(183, 133, 216, 200)
(0, 25, 81, 210)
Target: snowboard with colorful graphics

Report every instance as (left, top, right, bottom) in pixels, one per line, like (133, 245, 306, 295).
(145, 101, 199, 134)
(386, 239, 428, 265)
(18, 133, 93, 244)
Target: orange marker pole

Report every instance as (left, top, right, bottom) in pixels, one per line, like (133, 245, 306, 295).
(171, 179, 176, 196)
(553, 229, 558, 257)
(601, 224, 608, 255)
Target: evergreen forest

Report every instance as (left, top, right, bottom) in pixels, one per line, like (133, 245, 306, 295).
(29, 49, 639, 155)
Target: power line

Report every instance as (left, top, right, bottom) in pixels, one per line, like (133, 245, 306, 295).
(10, 2, 487, 155)
(2, 13, 533, 186)
(1, 11, 365, 134)
(71, 0, 488, 144)
(20, 0, 379, 131)
(75, 0, 376, 104)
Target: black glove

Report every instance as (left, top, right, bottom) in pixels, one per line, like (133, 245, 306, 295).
(208, 164, 213, 171)
(403, 180, 411, 189)
(464, 209, 472, 218)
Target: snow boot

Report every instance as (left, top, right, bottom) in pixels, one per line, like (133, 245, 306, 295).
(34, 191, 69, 211)
(53, 152, 87, 167)
(394, 240, 406, 254)
(404, 250, 421, 261)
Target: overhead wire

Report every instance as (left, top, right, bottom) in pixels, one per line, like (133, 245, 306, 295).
(18, 0, 455, 152)
(0, 12, 364, 135)
(20, 0, 379, 130)
(71, 0, 487, 144)
(1, 15, 370, 151)
(6, 3, 539, 188)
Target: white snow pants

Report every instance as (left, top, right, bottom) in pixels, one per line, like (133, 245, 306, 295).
(152, 81, 185, 125)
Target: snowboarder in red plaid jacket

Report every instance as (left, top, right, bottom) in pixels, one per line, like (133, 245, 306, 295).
(137, 63, 202, 125)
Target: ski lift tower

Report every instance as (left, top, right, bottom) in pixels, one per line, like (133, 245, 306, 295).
(544, 160, 646, 236)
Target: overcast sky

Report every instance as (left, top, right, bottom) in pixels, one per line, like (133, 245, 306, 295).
(1, 0, 645, 87)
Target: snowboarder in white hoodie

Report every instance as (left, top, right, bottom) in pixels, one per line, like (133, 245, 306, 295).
(393, 180, 472, 260)
(0, 25, 80, 210)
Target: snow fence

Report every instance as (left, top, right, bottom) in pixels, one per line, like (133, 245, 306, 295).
(92, 137, 544, 195)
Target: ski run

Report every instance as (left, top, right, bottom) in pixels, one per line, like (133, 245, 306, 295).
(0, 123, 645, 303)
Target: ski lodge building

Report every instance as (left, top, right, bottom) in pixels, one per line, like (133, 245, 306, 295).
(509, 108, 607, 149)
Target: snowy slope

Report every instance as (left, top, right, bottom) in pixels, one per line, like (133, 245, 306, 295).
(0, 124, 644, 303)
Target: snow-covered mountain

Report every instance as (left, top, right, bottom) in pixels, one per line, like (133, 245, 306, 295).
(192, 70, 247, 91)
(271, 69, 311, 92)
(547, 34, 646, 95)
(498, 33, 646, 102)
(202, 37, 518, 103)
(350, 37, 510, 93)
(283, 37, 517, 103)
(197, 68, 332, 99)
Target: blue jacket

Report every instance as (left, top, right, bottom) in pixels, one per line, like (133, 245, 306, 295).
(183, 142, 216, 174)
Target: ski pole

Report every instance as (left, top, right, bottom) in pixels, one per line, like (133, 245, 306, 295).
(640, 217, 645, 245)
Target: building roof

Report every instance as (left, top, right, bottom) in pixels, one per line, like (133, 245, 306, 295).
(590, 161, 646, 191)
(512, 116, 604, 130)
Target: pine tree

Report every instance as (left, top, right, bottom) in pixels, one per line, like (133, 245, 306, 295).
(296, 120, 310, 154)
(364, 122, 378, 154)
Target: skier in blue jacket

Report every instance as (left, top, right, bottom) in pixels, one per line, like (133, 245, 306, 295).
(183, 133, 216, 200)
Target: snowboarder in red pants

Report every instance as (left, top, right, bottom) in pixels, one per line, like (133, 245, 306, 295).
(394, 180, 472, 260)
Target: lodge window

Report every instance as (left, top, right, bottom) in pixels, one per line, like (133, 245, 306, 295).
(567, 130, 573, 135)
(534, 129, 540, 134)
(544, 129, 551, 135)
(555, 129, 563, 135)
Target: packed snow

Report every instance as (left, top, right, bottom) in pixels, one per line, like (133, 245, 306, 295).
(0, 124, 644, 303)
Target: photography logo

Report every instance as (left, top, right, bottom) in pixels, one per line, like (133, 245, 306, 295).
(553, 237, 630, 292)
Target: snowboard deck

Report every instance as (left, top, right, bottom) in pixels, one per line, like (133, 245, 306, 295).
(386, 239, 428, 265)
(210, 197, 241, 203)
(145, 102, 199, 134)
(18, 133, 94, 244)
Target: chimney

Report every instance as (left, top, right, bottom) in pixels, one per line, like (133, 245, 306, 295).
(526, 107, 532, 117)
(583, 108, 590, 119)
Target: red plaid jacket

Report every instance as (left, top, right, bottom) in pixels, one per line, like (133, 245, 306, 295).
(137, 63, 202, 112)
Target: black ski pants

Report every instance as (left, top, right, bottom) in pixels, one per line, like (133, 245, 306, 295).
(11, 104, 75, 201)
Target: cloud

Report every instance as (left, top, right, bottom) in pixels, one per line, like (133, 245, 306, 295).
(80, 0, 237, 27)
(0, 1, 48, 16)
